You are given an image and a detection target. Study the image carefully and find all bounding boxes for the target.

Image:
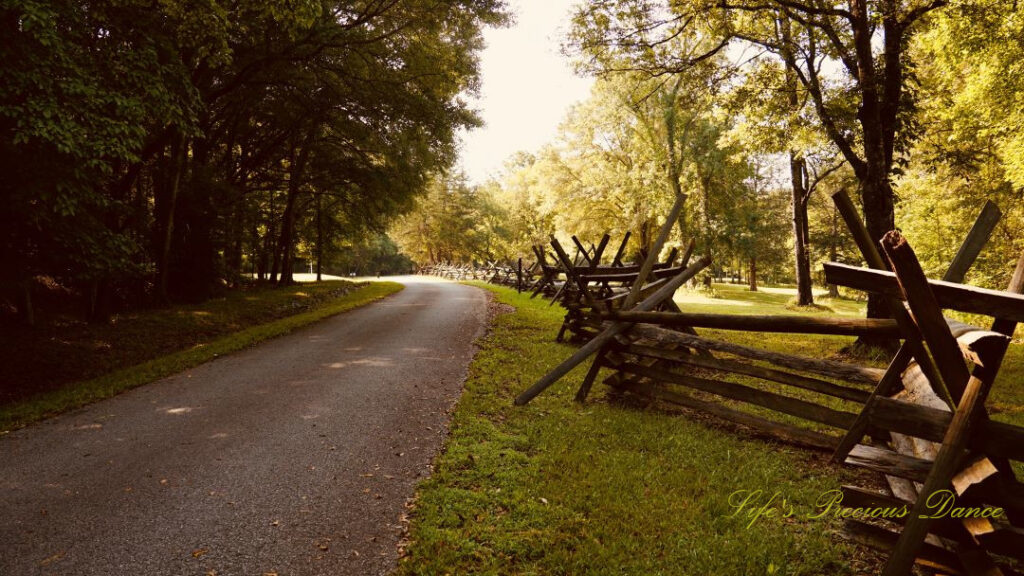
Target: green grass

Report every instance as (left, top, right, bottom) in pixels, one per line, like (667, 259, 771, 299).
(397, 284, 887, 575)
(0, 281, 402, 432)
(399, 280, 1024, 574)
(675, 282, 867, 317)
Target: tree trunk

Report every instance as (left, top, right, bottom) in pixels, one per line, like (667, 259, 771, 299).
(851, 0, 896, 324)
(17, 278, 34, 326)
(266, 192, 278, 283)
(315, 192, 323, 282)
(860, 172, 896, 318)
(827, 205, 840, 297)
(748, 257, 758, 292)
(226, 199, 244, 286)
(155, 135, 184, 304)
(790, 154, 814, 305)
(87, 277, 113, 324)
(277, 193, 299, 285)
(276, 138, 312, 285)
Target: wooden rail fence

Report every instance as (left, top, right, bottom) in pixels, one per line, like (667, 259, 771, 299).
(512, 194, 1024, 575)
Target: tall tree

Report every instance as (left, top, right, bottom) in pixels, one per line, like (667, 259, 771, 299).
(567, 0, 948, 323)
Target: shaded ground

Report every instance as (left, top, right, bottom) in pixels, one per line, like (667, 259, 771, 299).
(0, 277, 488, 576)
(0, 280, 366, 406)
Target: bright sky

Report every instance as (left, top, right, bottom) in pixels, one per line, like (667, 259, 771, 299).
(457, 0, 594, 185)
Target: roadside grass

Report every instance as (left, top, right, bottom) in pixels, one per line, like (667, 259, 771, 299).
(0, 281, 402, 432)
(397, 283, 889, 575)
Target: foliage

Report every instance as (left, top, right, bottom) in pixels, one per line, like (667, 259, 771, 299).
(895, 0, 1024, 290)
(325, 233, 415, 276)
(392, 173, 509, 265)
(1, 0, 508, 320)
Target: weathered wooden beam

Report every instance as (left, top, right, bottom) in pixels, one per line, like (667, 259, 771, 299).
(879, 233, 1011, 576)
(579, 265, 686, 284)
(829, 199, 1001, 464)
(843, 520, 966, 575)
(831, 190, 949, 398)
(625, 343, 870, 403)
(591, 234, 611, 268)
(571, 236, 593, 266)
(513, 255, 712, 405)
(611, 231, 631, 267)
(628, 324, 885, 386)
(846, 444, 934, 483)
(573, 350, 606, 403)
(576, 262, 674, 281)
(838, 484, 1014, 567)
(615, 379, 838, 450)
(824, 263, 1024, 325)
(946, 200, 1002, 284)
(991, 252, 1024, 336)
(883, 230, 968, 402)
(619, 362, 859, 429)
(832, 190, 889, 270)
(604, 310, 901, 338)
(831, 346, 916, 463)
(867, 397, 1024, 463)
(679, 239, 696, 269)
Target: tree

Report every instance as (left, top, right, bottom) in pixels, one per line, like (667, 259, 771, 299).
(567, 0, 949, 323)
(1, 0, 508, 322)
(392, 173, 508, 265)
(893, 0, 1024, 291)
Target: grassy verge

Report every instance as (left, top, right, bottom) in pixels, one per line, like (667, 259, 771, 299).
(0, 281, 402, 432)
(397, 284, 891, 575)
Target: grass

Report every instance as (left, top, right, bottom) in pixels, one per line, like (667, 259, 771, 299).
(675, 282, 867, 317)
(397, 284, 893, 575)
(0, 281, 402, 432)
(399, 281, 1024, 574)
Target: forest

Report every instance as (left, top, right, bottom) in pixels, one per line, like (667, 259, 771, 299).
(3, 0, 1023, 324)
(1, 0, 507, 324)
(393, 0, 1024, 314)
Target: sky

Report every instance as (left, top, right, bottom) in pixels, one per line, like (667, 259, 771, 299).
(457, 0, 594, 185)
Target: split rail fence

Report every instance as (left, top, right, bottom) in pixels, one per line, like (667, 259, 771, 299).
(509, 192, 1024, 576)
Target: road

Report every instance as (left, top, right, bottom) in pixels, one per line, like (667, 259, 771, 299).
(0, 277, 488, 576)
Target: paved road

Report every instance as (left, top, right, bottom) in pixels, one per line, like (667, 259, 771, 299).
(0, 277, 488, 576)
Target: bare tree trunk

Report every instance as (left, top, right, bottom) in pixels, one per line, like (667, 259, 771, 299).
(828, 205, 840, 298)
(748, 257, 757, 292)
(780, 18, 814, 306)
(790, 154, 814, 305)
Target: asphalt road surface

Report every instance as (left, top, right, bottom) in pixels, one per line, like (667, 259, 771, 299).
(0, 277, 488, 576)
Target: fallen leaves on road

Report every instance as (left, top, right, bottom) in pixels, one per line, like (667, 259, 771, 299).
(191, 548, 208, 558)
(39, 551, 65, 566)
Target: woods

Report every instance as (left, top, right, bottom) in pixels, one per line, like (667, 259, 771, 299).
(1, 0, 507, 323)
(393, 0, 1023, 321)
(7, 0, 1021, 327)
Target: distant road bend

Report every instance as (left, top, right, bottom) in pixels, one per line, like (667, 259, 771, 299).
(0, 277, 488, 576)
